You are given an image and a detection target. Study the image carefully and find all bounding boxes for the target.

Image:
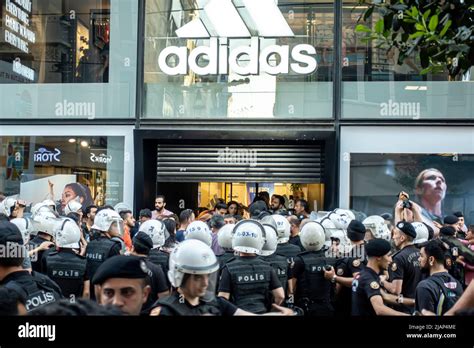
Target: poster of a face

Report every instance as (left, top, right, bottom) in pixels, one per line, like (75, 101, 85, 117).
(350, 153, 474, 225)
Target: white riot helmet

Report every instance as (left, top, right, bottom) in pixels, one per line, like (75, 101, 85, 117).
(42, 199, 57, 212)
(412, 222, 429, 244)
(260, 215, 277, 231)
(327, 211, 351, 230)
(317, 217, 339, 241)
(32, 211, 58, 237)
(185, 221, 212, 247)
(114, 202, 132, 214)
(363, 215, 391, 241)
(31, 202, 56, 217)
(54, 218, 81, 248)
(272, 214, 291, 244)
(91, 209, 123, 234)
(232, 219, 265, 254)
(64, 200, 82, 216)
(333, 208, 356, 221)
(0, 197, 17, 217)
(168, 239, 219, 288)
(260, 224, 278, 256)
(329, 229, 352, 254)
(10, 217, 34, 244)
(300, 221, 326, 252)
(139, 219, 166, 248)
(217, 223, 235, 251)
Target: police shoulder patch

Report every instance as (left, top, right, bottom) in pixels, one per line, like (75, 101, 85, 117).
(352, 259, 361, 268)
(370, 281, 380, 290)
(391, 263, 397, 272)
(337, 268, 344, 276)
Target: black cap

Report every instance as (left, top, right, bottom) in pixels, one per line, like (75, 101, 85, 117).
(440, 226, 456, 237)
(444, 215, 459, 225)
(92, 255, 150, 285)
(396, 221, 417, 238)
(453, 211, 464, 218)
(0, 221, 23, 245)
(249, 201, 267, 219)
(139, 209, 152, 218)
(366, 238, 392, 257)
(132, 232, 153, 250)
(347, 220, 366, 241)
(380, 213, 393, 221)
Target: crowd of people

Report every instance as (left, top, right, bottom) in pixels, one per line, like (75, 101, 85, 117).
(0, 189, 474, 317)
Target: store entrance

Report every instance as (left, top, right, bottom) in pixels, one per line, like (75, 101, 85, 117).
(199, 182, 325, 212)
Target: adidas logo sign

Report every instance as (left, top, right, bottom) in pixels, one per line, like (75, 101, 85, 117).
(158, 0, 318, 76)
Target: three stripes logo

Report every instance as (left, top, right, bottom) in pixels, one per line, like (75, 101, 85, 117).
(158, 0, 318, 76)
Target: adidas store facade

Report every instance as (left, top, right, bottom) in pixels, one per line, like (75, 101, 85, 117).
(136, 0, 338, 213)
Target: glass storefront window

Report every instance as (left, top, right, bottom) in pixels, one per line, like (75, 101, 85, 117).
(0, 0, 138, 118)
(341, 1, 474, 119)
(350, 153, 474, 224)
(0, 135, 125, 214)
(143, 0, 334, 119)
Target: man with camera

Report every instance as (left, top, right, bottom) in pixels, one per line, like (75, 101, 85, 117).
(379, 219, 421, 313)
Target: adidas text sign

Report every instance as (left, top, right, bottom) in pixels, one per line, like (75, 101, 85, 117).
(158, 0, 318, 76)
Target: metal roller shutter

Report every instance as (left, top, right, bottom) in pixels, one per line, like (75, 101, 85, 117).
(157, 143, 325, 183)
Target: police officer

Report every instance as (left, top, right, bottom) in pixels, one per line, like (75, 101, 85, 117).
(130, 231, 170, 313)
(352, 238, 408, 316)
(380, 221, 421, 312)
(0, 221, 63, 313)
(260, 223, 290, 296)
(289, 221, 335, 316)
(324, 220, 367, 316)
(415, 239, 463, 315)
(439, 226, 464, 284)
(139, 219, 169, 279)
(216, 223, 236, 269)
(91, 255, 152, 315)
(43, 218, 88, 300)
(151, 239, 296, 316)
(28, 210, 57, 272)
(84, 209, 123, 300)
(272, 214, 302, 266)
(218, 220, 284, 314)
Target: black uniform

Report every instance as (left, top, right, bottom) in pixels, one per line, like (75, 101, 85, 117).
(388, 244, 422, 299)
(261, 253, 290, 295)
(1, 270, 63, 313)
(276, 242, 302, 265)
(351, 266, 382, 316)
(153, 292, 238, 316)
(218, 256, 282, 314)
(43, 248, 87, 299)
(217, 251, 235, 270)
(415, 272, 463, 315)
(85, 235, 121, 300)
(27, 235, 54, 272)
(148, 248, 170, 284)
(334, 256, 366, 315)
(291, 250, 336, 316)
(289, 235, 304, 250)
(139, 257, 169, 313)
(444, 247, 464, 285)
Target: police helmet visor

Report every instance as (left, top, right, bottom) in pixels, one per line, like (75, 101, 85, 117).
(109, 219, 125, 237)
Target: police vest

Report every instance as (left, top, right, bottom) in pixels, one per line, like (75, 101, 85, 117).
(295, 251, 334, 302)
(276, 243, 302, 264)
(5, 271, 63, 312)
(85, 237, 120, 276)
(45, 251, 87, 297)
(262, 254, 288, 293)
(155, 293, 222, 316)
(148, 249, 169, 272)
(218, 252, 235, 269)
(224, 258, 273, 314)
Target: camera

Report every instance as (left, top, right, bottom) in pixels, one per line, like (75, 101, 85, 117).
(398, 191, 412, 209)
